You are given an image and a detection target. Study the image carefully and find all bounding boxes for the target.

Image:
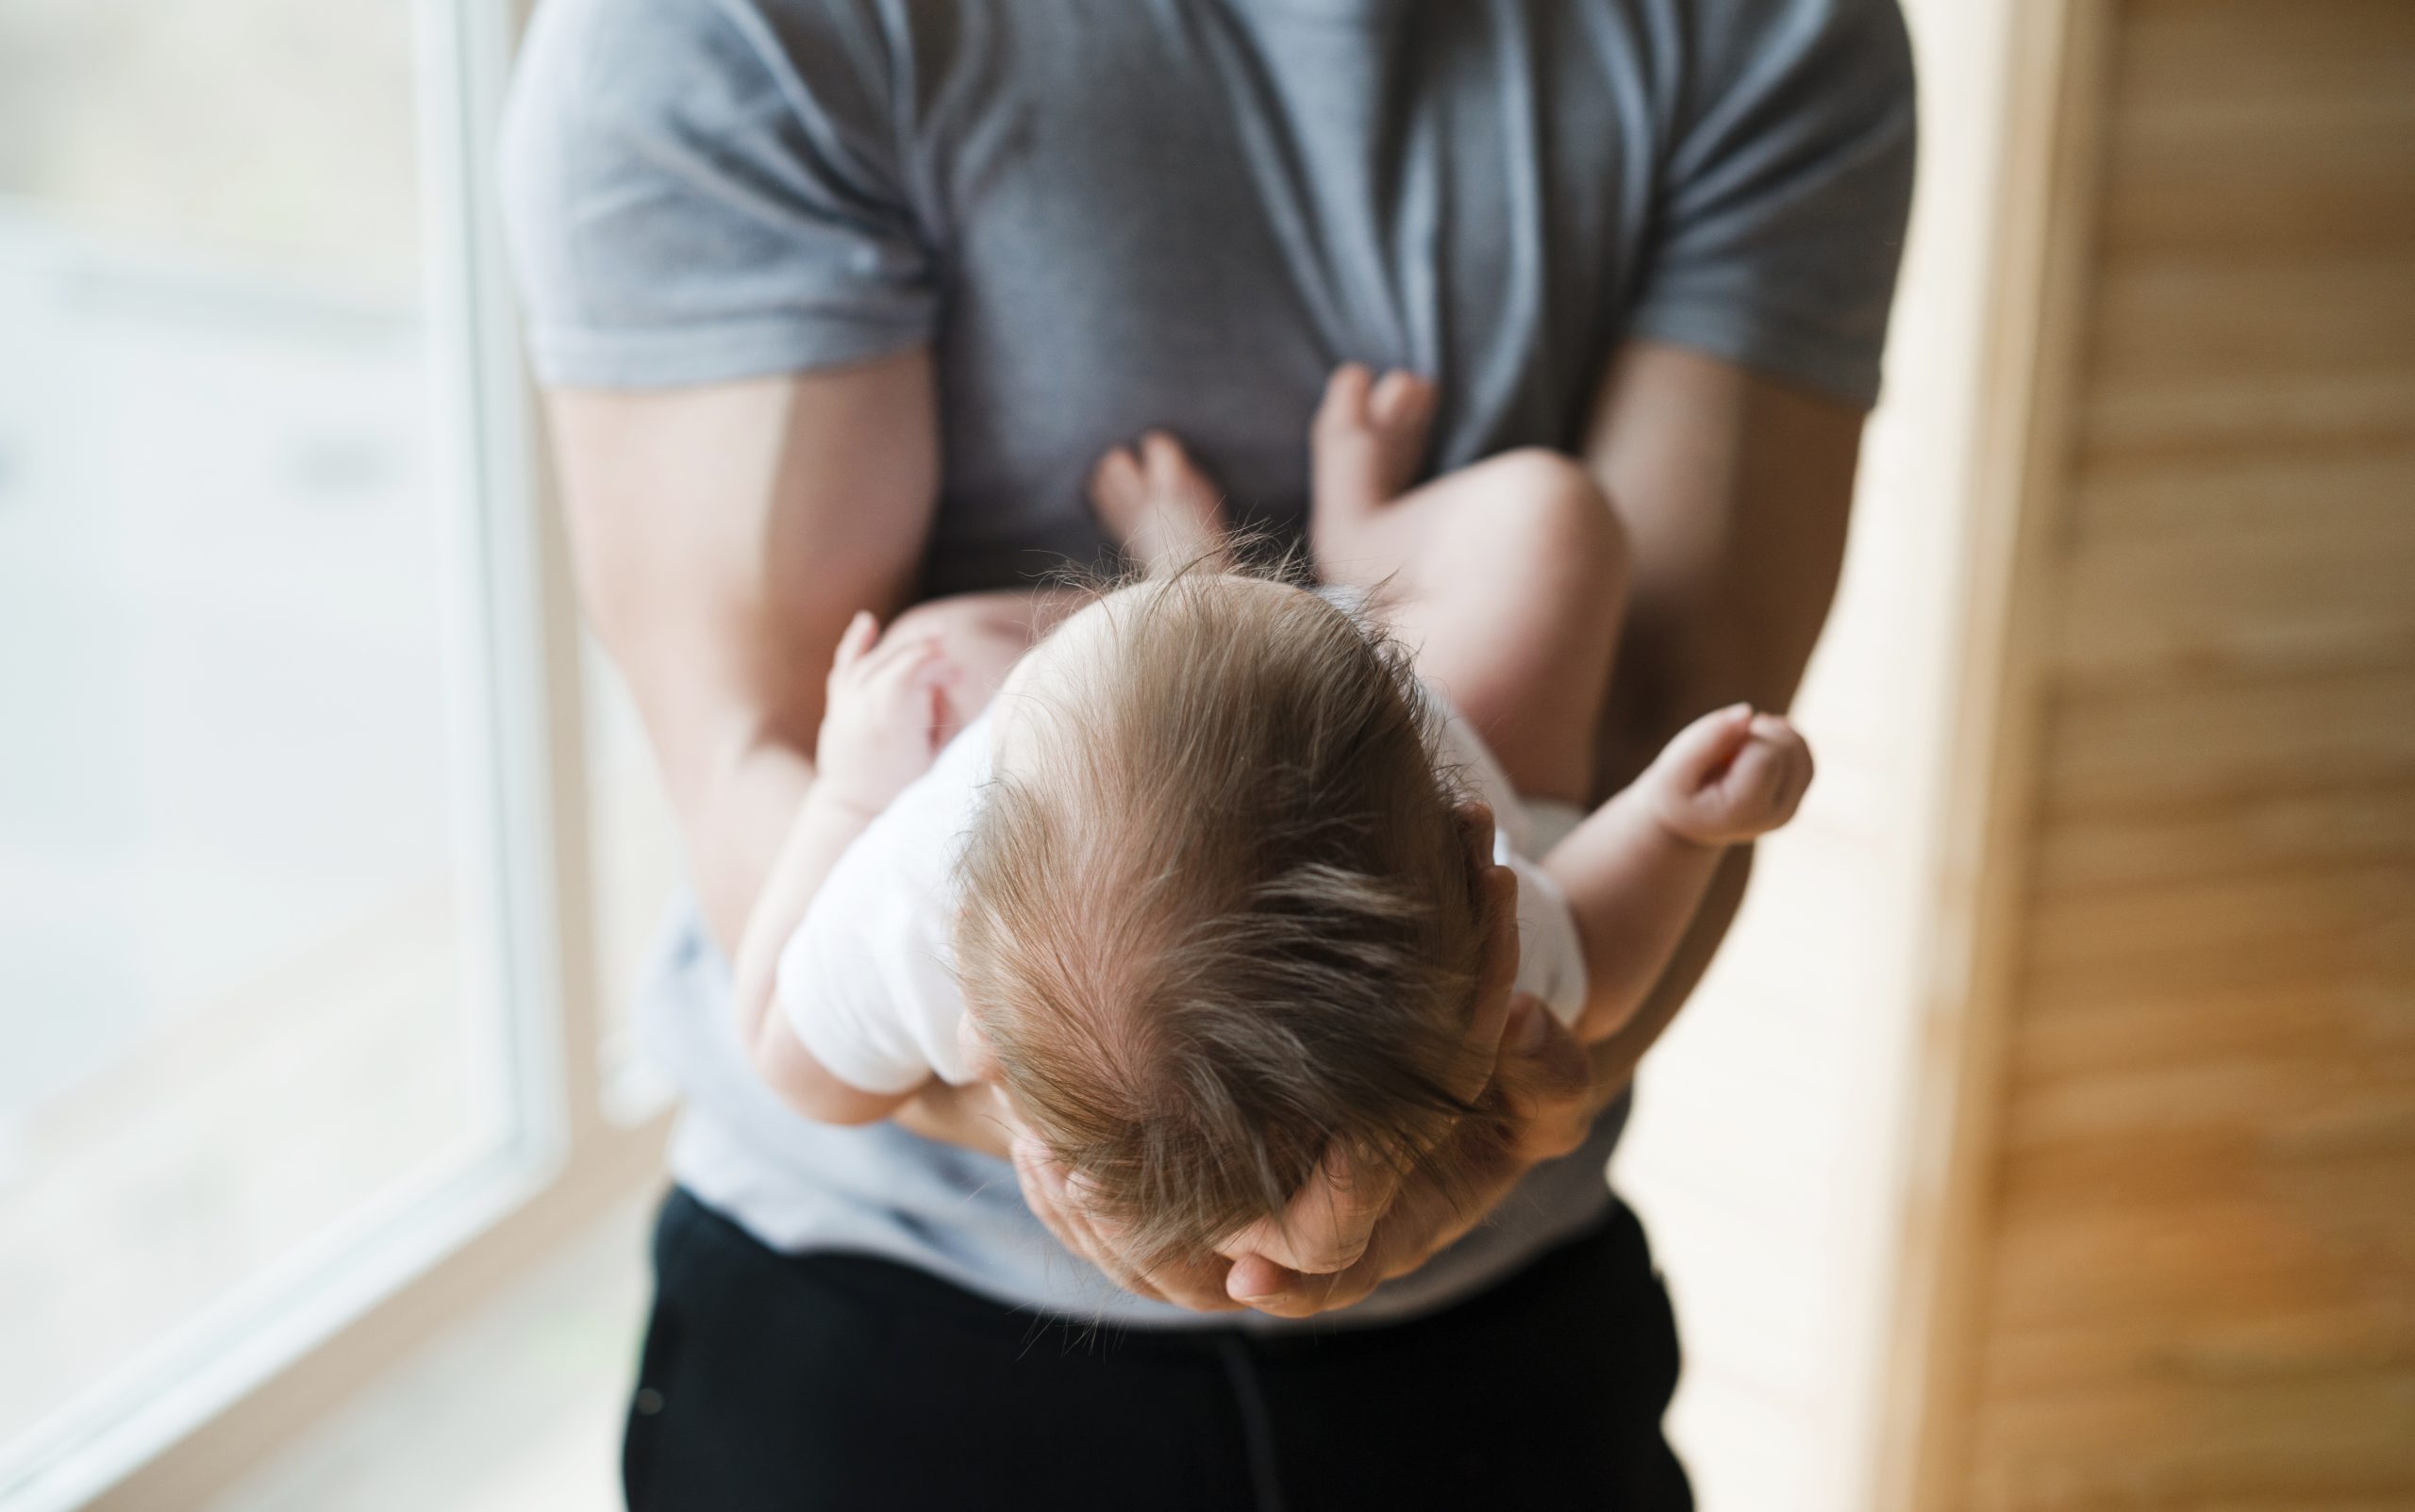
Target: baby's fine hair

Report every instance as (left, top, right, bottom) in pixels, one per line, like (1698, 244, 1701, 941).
(953, 553, 1491, 1268)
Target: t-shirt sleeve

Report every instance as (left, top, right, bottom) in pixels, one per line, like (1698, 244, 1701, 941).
(771, 723, 994, 1095)
(775, 883, 938, 1098)
(1625, 0, 1917, 408)
(498, 0, 937, 388)
(1504, 852, 1591, 1031)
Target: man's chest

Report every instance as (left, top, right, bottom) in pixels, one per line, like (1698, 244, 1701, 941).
(902, 0, 1662, 588)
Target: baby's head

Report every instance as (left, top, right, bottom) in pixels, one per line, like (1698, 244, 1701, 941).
(954, 563, 1490, 1267)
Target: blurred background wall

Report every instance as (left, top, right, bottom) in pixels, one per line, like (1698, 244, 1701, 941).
(1890, 2, 2415, 1507)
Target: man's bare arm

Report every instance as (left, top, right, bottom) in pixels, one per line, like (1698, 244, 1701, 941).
(1575, 339, 1864, 1095)
(551, 353, 1030, 1157)
(546, 352, 938, 955)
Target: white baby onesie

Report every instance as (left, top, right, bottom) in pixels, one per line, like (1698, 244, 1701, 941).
(775, 703, 1590, 1096)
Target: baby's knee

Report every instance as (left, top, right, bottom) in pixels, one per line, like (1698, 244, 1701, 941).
(1479, 448, 1629, 588)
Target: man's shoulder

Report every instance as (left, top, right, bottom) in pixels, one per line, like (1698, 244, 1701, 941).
(1662, 0, 1912, 87)
(517, 0, 908, 108)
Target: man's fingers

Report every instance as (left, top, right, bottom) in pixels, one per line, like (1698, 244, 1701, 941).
(1011, 1136, 1105, 1263)
(1227, 1253, 1374, 1318)
(1141, 1254, 1244, 1314)
(1496, 1000, 1594, 1160)
(1013, 1139, 1148, 1294)
(1224, 1252, 1293, 1307)
(1013, 1133, 1243, 1312)
(1233, 1171, 1467, 1318)
(1505, 1007, 1592, 1109)
(1009, 1134, 1076, 1232)
(1104, 1259, 1169, 1304)
(1215, 801, 1524, 1288)
(1217, 1139, 1396, 1273)
(1227, 1001, 1603, 1321)
(1318, 362, 1374, 431)
(1465, 852, 1521, 1057)
(1457, 800, 1497, 874)
(1212, 825, 1516, 1280)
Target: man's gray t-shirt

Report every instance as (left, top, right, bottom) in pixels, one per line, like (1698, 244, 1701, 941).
(501, 0, 1913, 1327)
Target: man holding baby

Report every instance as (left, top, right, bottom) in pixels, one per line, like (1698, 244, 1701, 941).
(502, 0, 1914, 1505)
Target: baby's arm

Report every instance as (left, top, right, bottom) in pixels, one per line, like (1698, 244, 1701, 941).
(1541, 705, 1814, 1044)
(732, 610, 954, 1123)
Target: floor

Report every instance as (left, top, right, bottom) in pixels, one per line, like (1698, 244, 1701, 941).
(208, 1195, 654, 1512)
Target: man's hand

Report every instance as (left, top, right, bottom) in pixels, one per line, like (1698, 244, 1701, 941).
(1220, 997, 1597, 1317)
(1009, 1131, 1247, 1313)
(1007, 1004, 1591, 1318)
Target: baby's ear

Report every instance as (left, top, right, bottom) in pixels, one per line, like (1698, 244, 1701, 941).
(956, 1010, 1001, 1084)
(1454, 800, 1497, 873)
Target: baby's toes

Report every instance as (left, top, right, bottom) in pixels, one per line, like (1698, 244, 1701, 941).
(1364, 370, 1437, 493)
(1312, 364, 1410, 518)
(1315, 363, 1376, 439)
(1084, 431, 1231, 571)
(1369, 369, 1436, 434)
(1141, 431, 1208, 497)
(1141, 433, 1229, 529)
(1087, 444, 1151, 539)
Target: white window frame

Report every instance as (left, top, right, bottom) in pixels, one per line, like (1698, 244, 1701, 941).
(1, 1, 668, 1507)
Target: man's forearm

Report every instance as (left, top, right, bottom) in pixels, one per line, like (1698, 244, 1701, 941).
(683, 735, 817, 956)
(547, 359, 941, 957)
(1571, 343, 1862, 1104)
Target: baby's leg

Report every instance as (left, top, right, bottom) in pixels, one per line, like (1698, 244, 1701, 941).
(1310, 367, 1629, 807)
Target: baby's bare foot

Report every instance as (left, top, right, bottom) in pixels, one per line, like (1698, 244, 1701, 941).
(1089, 430, 1230, 573)
(1311, 363, 1436, 519)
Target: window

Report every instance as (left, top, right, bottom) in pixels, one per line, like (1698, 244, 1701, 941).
(0, 2, 666, 1506)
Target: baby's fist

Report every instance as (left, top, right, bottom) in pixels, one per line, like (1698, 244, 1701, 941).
(1647, 704, 1814, 847)
(814, 610, 957, 817)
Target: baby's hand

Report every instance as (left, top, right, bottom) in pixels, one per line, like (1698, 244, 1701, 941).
(1644, 703, 1815, 847)
(814, 611, 958, 817)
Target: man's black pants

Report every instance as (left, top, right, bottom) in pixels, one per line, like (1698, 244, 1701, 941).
(625, 1186, 1692, 1511)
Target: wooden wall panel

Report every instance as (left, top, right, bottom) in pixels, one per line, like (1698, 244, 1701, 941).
(1955, 1, 2415, 1508)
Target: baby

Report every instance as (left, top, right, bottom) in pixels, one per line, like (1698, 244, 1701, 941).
(732, 366, 1813, 1272)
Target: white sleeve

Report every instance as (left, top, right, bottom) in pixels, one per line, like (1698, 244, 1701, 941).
(774, 860, 937, 1097)
(1505, 852, 1591, 1030)
(771, 720, 991, 1095)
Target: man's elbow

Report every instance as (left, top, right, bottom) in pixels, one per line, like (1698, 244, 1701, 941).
(1570, 984, 1649, 1047)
